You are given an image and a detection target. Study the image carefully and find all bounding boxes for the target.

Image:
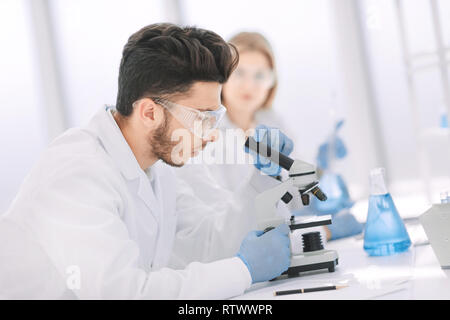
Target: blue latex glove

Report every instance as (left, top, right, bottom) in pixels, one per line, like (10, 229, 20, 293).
(317, 138, 347, 170)
(237, 224, 291, 283)
(327, 211, 363, 240)
(312, 172, 354, 215)
(317, 120, 347, 170)
(245, 124, 294, 176)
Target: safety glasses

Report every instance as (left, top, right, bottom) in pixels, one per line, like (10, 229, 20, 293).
(228, 67, 275, 89)
(150, 97, 227, 139)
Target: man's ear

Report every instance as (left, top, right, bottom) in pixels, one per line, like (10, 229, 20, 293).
(135, 98, 161, 128)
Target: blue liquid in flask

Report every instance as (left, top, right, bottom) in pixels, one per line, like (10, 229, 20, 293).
(363, 168, 411, 256)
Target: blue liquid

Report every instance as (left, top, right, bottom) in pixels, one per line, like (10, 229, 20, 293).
(441, 114, 448, 128)
(363, 193, 411, 256)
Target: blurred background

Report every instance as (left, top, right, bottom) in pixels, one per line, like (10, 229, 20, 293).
(1, 0, 450, 218)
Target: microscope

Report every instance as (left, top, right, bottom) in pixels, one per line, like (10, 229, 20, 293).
(245, 137, 339, 277)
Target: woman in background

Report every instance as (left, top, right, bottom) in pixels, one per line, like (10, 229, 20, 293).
(222, 32, 281, 131)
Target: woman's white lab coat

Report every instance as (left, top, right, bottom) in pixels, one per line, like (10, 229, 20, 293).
(171, 109, 327, 268)
(0, 107, 251, 299)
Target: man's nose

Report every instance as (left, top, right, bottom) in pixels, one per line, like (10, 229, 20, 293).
(241, 79, 255, 91)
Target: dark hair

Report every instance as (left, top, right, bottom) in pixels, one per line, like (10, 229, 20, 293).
(116, 23, 239, 116)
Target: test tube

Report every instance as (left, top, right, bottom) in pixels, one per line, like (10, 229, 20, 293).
(440, 191, 449, 203)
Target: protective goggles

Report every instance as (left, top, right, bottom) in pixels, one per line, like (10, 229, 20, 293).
(151, 97, 227, 139)
(228, 67, 276, 89)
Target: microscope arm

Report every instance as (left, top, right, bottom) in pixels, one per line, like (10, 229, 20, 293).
(255, 178, 294, 230)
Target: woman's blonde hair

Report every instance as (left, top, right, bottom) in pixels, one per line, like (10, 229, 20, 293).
(226, 31, 277, 109)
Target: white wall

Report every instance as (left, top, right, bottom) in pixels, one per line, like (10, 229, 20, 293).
(49, 0, 166, 127)
(0, 0, 47, 213)
(359, 0, 450, 200)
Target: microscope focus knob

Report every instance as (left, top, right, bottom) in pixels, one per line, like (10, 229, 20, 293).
(302, 232, 324, 252)
(281, 192, 293, 204)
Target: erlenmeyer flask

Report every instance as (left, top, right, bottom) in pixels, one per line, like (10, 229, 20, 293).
(363, 168, 411, 256)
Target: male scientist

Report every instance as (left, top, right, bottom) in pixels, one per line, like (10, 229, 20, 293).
(0, 23, 292, 299)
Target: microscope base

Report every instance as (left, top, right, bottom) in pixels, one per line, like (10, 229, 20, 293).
(283, 249, 339, 277)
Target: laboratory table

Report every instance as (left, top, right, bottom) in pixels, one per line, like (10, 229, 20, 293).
(235, 219, 450, 300)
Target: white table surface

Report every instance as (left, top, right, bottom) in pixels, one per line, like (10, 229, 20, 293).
(234, 219, 450, 300)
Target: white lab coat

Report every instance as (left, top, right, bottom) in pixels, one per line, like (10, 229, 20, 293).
(0, 107, 251, 299)
(171, 109, 327, 268)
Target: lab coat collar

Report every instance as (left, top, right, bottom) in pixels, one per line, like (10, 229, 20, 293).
(86, 106, 162, 220)
(86, 106, 144, 181)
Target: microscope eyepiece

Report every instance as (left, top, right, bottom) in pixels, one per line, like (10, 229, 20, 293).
(244, 137, 294, 171)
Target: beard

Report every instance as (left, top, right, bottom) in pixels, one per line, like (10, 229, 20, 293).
(148, 109, 187, 168)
